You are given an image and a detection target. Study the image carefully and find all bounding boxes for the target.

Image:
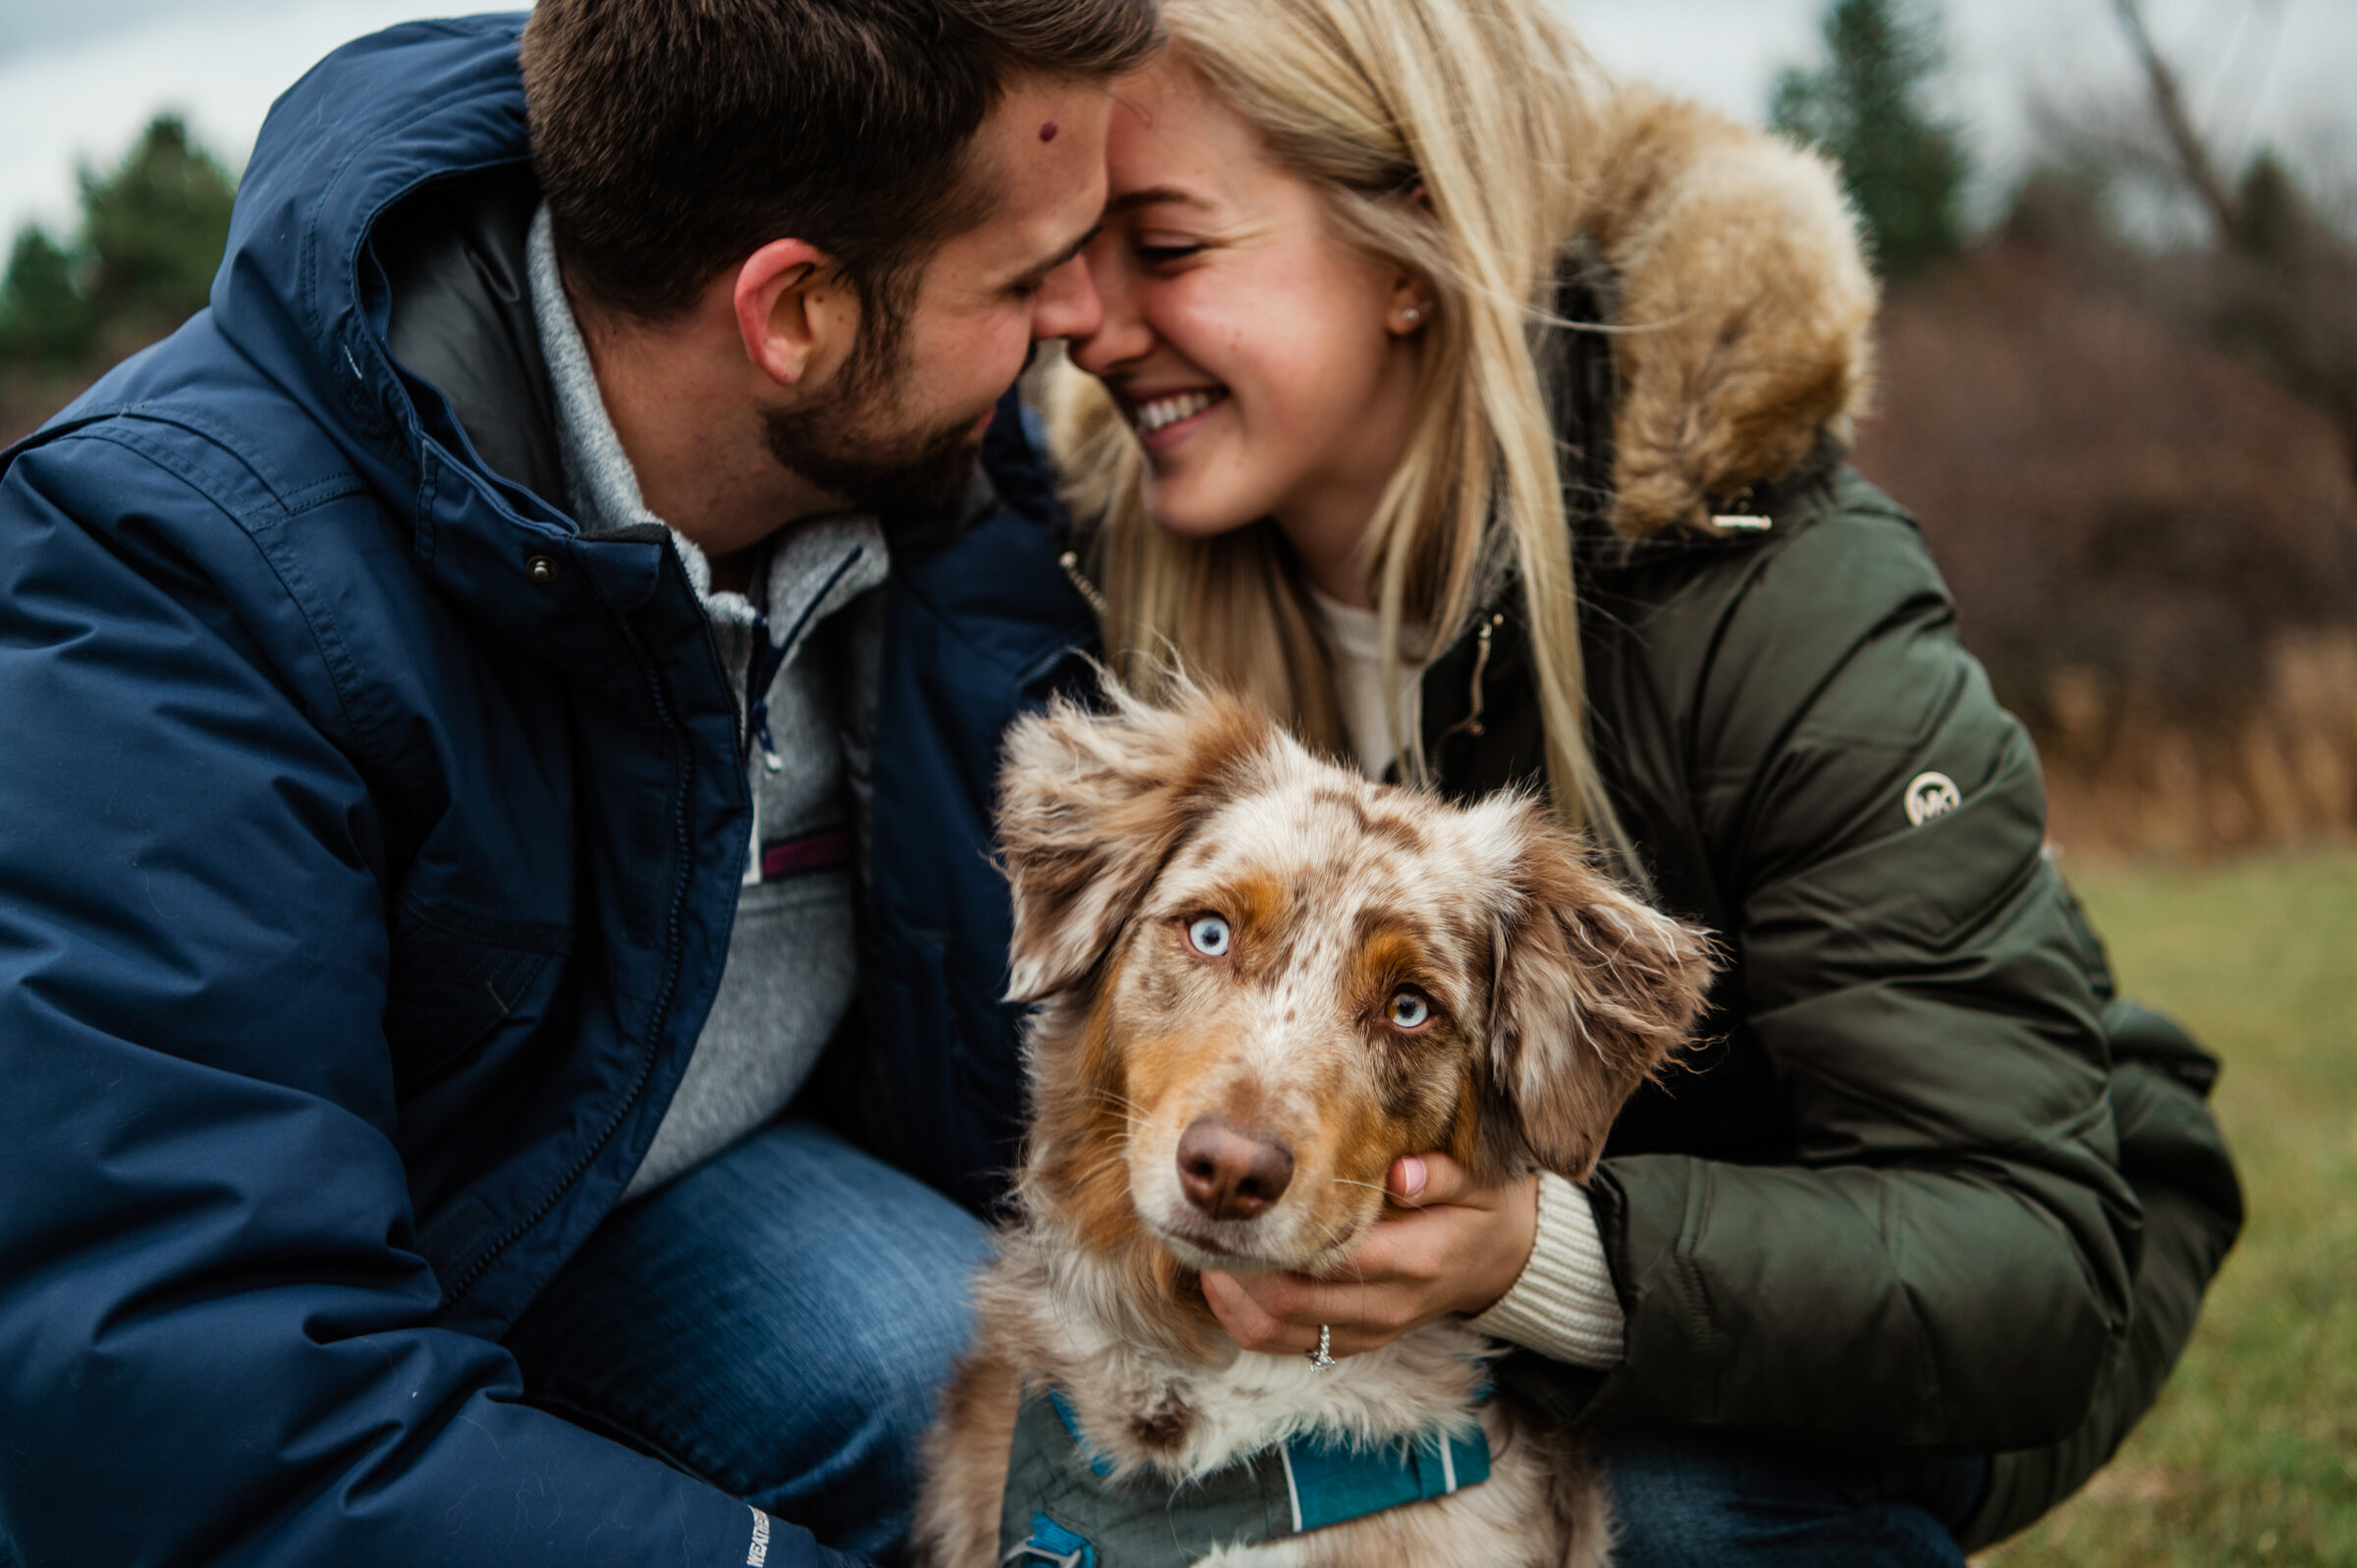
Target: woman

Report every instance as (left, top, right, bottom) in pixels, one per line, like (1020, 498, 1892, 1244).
(1034, 0, 2240, 1561)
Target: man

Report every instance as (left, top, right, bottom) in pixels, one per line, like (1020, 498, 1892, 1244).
(0, 2, 1154, 1565)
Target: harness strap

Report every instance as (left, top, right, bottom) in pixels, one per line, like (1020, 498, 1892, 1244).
(1001, 1388, 1493, 1566)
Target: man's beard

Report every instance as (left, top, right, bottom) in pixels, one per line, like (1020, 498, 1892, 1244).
(762, 305, 989, 528)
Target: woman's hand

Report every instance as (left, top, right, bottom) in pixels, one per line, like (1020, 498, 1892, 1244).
(1201, 1153, 1539, 1360)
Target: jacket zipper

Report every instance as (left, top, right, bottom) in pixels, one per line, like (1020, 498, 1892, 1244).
(442, 604, 700, 1308)
(745, 544, 868, 776)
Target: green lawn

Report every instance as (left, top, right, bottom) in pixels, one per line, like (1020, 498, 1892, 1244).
(1980, 852, 2357, 1567)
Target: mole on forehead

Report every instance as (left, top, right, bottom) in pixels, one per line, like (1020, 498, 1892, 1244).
(1039, 121, 1060, 142)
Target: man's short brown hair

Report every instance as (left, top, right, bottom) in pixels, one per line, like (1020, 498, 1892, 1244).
(522, 0, 1159, 320)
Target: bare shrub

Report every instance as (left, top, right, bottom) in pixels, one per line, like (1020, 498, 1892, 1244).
(1852, 242, 2357, 856)
(0, 363, 100, 448)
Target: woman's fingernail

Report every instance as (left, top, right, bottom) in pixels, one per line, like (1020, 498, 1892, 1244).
(1397, 1156, 1428, 1201)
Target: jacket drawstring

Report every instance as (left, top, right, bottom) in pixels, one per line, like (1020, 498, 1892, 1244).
(1440, 614, 1504, 741)
(1057, 551, 1110, 619)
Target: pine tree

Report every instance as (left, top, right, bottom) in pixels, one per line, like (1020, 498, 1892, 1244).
(79, 115, 239, 339)
(1772, 0, 1969, 280)
(0, 227, 92, 362)
(0, 114, 237, 365)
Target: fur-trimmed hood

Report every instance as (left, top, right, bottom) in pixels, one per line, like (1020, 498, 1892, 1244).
(1577, 91, 1878, 538)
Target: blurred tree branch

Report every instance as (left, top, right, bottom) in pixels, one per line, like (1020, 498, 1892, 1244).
(2040, 0, 2357, 477)
(2111, 0, 2248, 247)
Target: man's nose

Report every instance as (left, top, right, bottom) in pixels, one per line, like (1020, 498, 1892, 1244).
(1177, 1116, 1295, 1220)
(1029, 250, 1104, 344)
(1060, 250, 1154, 376)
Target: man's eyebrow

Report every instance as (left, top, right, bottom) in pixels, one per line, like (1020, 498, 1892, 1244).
(1012, 223, 1102, 287)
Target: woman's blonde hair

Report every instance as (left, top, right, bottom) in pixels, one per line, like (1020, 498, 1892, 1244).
(1052, 0, 1639, 865)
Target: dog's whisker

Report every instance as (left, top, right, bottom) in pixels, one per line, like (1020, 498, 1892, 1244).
(1065, 1149, 1134, 1188)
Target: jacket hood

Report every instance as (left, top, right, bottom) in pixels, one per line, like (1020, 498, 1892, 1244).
(1579, 91, 1879, 539)
(191, 14, 681, 618)
(214, 16, 533, 480)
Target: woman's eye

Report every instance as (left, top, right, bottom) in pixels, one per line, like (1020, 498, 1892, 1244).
(1187, 915, 1233, 957)
(1387, 991, 1432, 1030)
(1135, 243, 1204, 265)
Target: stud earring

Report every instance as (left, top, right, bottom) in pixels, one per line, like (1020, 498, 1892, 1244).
(1401, 305, 1424, 326)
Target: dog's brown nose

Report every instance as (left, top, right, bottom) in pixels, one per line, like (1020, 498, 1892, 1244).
(1177, 1116, 1294, 1219)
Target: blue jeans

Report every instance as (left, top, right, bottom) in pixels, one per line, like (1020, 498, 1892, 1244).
(1604, 1430, 1988, 1567)
(505, 1120, 989, 1565)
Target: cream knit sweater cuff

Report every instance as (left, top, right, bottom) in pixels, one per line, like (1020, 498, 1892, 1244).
(1466, 1170, 1626, 1369)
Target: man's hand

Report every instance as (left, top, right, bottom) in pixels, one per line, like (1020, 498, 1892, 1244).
(1201, 1154, 1539, 1360)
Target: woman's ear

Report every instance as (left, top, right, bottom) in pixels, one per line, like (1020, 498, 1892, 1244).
(1386, 187, 1437, 335)
(995, 682, 1273, 1002)
(1478, 806, 1715, 1179)
(1386, 269, 1435, 336)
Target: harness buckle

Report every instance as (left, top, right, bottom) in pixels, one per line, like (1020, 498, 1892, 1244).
(1000, 1545, 1087, 1568)
(1002, 1511, 1096, 1568)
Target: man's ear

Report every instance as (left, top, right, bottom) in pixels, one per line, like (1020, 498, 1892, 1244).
(995, 682, 1273, 1003)
(1477, 804, 1716, 1180)
(734, 238, 850, 390)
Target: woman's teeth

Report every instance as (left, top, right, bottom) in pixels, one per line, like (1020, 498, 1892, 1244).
(1132, 389, 1224, 434)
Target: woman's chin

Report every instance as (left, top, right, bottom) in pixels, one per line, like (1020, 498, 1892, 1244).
(1142, 480, 1266, 543)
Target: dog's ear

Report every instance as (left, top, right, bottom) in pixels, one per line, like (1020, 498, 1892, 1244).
(995, 684, 1272, 1002)
(1479, 805, 1715, 1180)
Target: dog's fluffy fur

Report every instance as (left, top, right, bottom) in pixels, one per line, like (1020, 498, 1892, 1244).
(913, 688, 1713, 1568)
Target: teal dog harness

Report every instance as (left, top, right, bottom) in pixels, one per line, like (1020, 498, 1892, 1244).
(1000, 1389, 1492, 1567)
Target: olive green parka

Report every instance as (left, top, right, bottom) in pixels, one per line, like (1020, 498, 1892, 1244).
(1420, 241, 2242, 1548)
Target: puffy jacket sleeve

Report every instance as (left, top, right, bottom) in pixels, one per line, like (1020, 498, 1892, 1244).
(1587, 484, 2146, 1449)
(0, 430, 853, 1568)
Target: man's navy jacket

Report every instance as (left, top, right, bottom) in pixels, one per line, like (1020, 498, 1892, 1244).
(0, 17, 1085, 1567)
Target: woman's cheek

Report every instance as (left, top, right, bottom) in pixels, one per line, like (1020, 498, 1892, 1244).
(1136, 297, 1280, 531)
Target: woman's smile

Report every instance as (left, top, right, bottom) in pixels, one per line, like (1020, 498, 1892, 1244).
(1124, 385, 1231, 447)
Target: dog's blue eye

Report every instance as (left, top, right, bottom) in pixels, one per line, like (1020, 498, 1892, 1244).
(1187, 915, 1232, 957)
(1388, 991, 1432, 1029)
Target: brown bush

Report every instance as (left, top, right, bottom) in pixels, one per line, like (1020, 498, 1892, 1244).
(1853, 243, 2357, 856)
(0, 363, 97, 448)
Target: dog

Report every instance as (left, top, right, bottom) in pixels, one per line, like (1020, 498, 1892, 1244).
(913, 685, 1713, 1568)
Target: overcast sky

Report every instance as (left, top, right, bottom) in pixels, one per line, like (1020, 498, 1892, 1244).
(1, 0, 2349, 241)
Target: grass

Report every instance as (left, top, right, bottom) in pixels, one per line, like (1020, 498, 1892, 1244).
(1978, 850, 2357, 1567)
